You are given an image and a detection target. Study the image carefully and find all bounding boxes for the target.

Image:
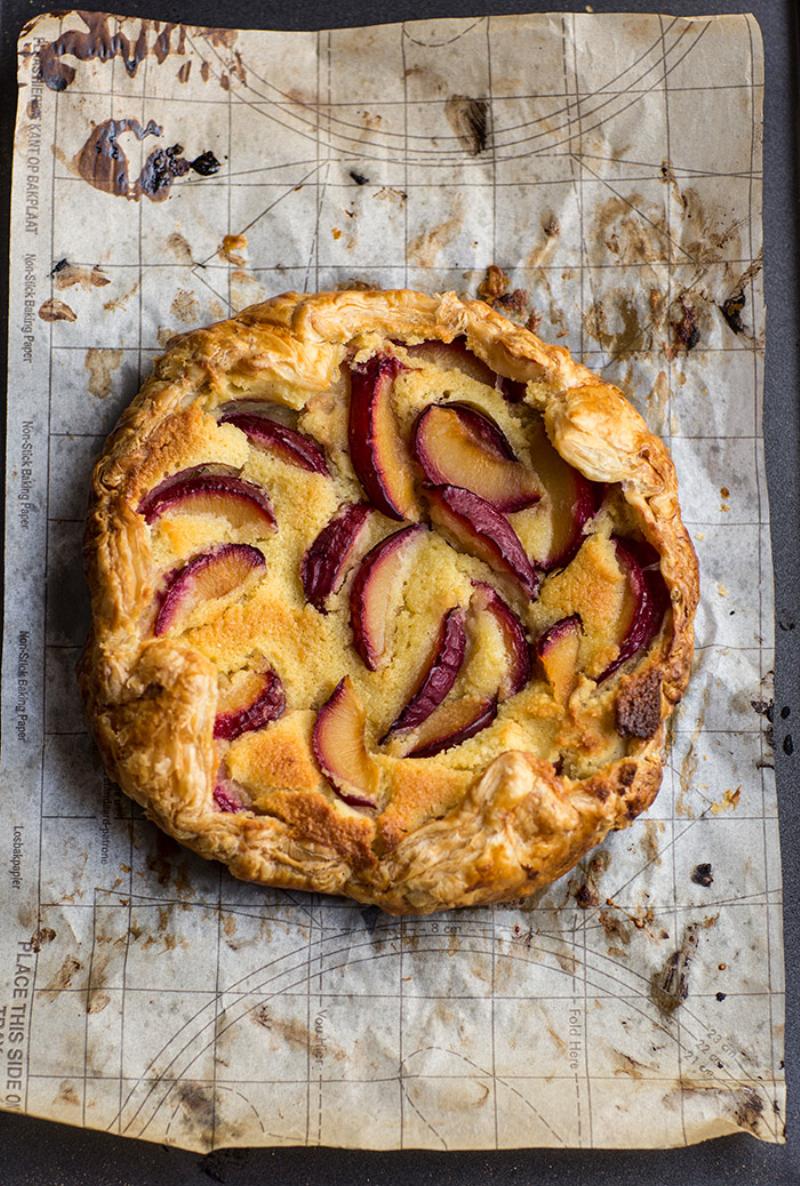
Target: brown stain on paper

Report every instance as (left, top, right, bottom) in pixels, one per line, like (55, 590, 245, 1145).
(39, 14, 227, 92)
(103, 279, 140, 314)
(85, 348, 123, 398)
(166, 232, 194, 263)
(55, 1081, 81, 1107)
(593, 193, 669, 265)
(40, 955, 82, 1002)
(665, 1083, 769, 1140)
(30, 926, 56, 952)
(408, 200, 463, 267)
(73, 118, 220, 204)
(38, 298, 77, 323)
(52, 261, 110, 290)
(444, 95, 490, 156)
(87, 989, 111, 1015)
(650, 924, 698, 1016)
(40, 12, 149, 91)
(170, 289, 201, 323)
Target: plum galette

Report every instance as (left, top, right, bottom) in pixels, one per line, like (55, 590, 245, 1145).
(80, 289, 698, 914)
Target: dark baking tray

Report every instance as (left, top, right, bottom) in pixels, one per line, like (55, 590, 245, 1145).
(0, 0, 797, 1182)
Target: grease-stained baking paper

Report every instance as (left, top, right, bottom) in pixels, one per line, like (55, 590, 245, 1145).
(2, 9, 782, 1151)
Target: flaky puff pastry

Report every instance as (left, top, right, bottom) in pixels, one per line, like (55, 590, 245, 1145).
(80, 289, 698, 914)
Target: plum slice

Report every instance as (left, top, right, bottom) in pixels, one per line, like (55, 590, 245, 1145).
(214, 666, 285, 740)
(402, 695, 499, 759)
(213, 775, 249, 814)
(350, 524, 426, 670)
(138, 464, 276, 531)
(407, 339, 528, 402)
(425, 484, 539, 599)
(524, 418, 600, 571)
(301, 502, 373, 613)
(219, 403, 329, 475)
(536, 614, 583, 706)
(382, 606, 467, 740)
(412, 403, 541, 512)
(312, 676, 379, 809)
(405, 338, 497, 386)
(154, 542, 265, 636)
(597, 538, 669, 682)
(470, 581, 532, 699)
(347, 353, 417, 521)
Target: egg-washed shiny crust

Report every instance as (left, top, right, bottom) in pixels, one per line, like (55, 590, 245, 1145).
(80, 289, 699, 914)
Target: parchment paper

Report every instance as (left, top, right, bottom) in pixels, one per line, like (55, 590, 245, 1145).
(2, 9, 782, 1152)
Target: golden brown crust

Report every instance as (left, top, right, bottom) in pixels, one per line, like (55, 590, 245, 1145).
(80, 289, 699, 914)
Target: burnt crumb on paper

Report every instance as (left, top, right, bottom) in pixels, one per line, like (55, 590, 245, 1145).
(445, 95, 490, 156)
(139, 144, 221, 200)
(720, 289, 746, 334)
(650, 924, 699, 1015)
(751, 697, 775, 751)
(691, 863, 714, 887)
(616, 669, 662, 739)
(751, 697, 773, 724)
(669, 293, 700, 353)
(710, 786, 741, 815)
(477, 264, 509, 303)
(74, 118, 220, 202)
(191, 150, 222, 176)
(219, 233, 248, 265)
(495, 288, 530, 322)
(349, 170, 369, 186)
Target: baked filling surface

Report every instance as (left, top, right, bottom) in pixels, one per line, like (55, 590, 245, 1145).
(80, 289, 699, 914)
